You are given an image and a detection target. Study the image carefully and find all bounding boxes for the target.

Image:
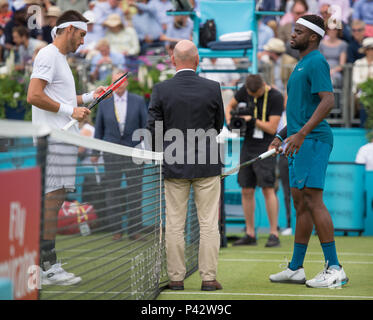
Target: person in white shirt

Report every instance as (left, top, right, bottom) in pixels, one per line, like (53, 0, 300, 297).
(355, 136, 373, 170)
(27, 10, 107, 286)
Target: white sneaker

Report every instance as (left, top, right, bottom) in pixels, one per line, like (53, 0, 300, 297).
(306, 263, 348, 289)
(269, 264, 306, 284)
(42, 263, 82, 286)
(281, 228, 293, 236)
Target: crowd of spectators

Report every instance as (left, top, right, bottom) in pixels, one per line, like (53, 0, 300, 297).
(0, 0, 372, 126)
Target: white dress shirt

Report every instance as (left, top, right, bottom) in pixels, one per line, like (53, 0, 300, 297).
(114, 91, 128, 135)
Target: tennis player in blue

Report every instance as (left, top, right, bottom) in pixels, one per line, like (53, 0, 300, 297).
(268, 15, 349, 288)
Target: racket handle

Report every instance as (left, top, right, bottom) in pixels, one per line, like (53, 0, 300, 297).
(62, 119, 78, 131)
(259, 148, 277, 160)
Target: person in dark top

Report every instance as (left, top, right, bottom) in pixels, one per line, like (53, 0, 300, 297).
(347, 19, 366, 63)
(225, 74, 284, 248)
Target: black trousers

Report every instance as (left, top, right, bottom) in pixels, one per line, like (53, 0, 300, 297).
(103, 153, 144, 235)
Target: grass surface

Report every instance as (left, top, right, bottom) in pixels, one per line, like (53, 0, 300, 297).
(39, 233, 373, 300)
(158, 234, 373, 300)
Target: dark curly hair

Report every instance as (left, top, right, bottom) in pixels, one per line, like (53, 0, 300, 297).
(299, 14, 325, 43)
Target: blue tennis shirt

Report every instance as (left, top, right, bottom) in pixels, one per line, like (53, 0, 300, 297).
(286, 50, 334, 146)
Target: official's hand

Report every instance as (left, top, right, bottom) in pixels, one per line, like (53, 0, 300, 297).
(269, 137, 283, 154)
(72, 107, 90, 121)
(284, 132, 305, 157)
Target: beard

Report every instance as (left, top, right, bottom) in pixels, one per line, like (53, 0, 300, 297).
(290, 40, 308, 51)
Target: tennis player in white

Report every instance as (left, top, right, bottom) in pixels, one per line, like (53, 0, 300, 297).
(27, 10, 106, 286)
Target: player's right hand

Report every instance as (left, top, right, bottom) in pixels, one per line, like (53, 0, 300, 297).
(269, 137, 283, 154)
(72, 107, 91, 121)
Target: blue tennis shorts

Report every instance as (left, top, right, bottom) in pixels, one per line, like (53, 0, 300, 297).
(288, 139, 332, 190)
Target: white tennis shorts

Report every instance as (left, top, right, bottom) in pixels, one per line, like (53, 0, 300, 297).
(45, 140, 78, 194)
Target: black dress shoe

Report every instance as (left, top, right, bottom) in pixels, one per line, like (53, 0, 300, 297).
(168, 281, 184, 290)
(201, 280, 223, 291)
(265, 234, 280, 247)
(233, 234, 257, 246)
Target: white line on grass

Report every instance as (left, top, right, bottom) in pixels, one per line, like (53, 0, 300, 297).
(220, 258, 373, 264)
(42, 290, 373, 299)
(62, 248, 373, 257)
(230, 250, 373, 257)
(160, 291, 373, 299)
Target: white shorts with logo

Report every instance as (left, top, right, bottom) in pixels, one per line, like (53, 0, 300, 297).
(45, 141, 78, 194)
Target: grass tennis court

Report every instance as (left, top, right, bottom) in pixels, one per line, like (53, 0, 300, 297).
(39, 233, 373, 300)
(158, 234, 373, 300)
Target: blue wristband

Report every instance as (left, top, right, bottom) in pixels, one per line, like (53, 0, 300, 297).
(275, 134, 284, 142)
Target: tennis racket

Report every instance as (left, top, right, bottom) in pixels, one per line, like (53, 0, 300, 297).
(220, 148, 277, 179)
(62, 72, 129, 131)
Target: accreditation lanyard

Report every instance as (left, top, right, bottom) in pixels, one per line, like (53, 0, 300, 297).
(253, 86, 269, 122)
(114, 96, 126, 134)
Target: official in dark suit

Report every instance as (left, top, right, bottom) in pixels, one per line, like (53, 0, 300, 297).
(92, 70, 148, 241)
(147, 40, 224, 291)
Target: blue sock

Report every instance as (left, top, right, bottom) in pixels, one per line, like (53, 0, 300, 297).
(321, 241, 340, 268)
(289, 242, 308, 271)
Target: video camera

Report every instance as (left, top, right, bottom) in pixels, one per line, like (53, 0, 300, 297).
(229, 102, 253, 136)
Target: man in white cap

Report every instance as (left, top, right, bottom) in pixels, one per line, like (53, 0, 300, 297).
(27, 10, 106, 286)
(260, 37, 298, 94)
(269, 14, 349, 289)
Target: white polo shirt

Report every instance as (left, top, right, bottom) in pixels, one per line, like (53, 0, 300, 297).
(355, 142, 373, 171)
(31, 43, 79, 134)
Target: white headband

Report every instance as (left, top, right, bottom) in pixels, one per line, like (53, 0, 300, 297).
(51, 21, 88, 40)
(296, 18, 325, 37)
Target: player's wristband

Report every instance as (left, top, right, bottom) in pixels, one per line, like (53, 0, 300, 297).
(58, 103, 74, 116)
(82, 91, 94, 104)
(275, 134, 284, 142)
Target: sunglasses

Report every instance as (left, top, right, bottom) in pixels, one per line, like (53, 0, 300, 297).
(352, 28, 365, 32)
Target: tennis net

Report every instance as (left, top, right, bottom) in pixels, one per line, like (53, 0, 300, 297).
(0, 119, 199, 300)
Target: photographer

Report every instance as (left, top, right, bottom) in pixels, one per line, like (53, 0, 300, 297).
(225, 74, 283, 247)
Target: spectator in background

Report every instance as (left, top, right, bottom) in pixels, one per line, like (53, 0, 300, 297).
(90, 39, 126, 82)
(104, 13, 140, 56)
(154, 0, 173, 32)
(160, 15, 193, 50)
(0, 0, 12, 27)
(129, 0, 163, 54)
(319, 0, 351, 25)
(278, 0, 308, 43)
(355, 135, 373, 170)
(42, 5, 62, 44)
(258, 18, 275, 52)
(352, 0, 373, 37)
(12, 25, 46, 70)
(352, 37, 373, 127)
(280, 0, 309, 26)
(319, 26, 348, 88)
(284, 0, 318, 15)
(77, 9, 98, 58)
(4, 6, 42, 49)
(319, 3, 352, 43)
(56, 0, 89, 14)
(348, 19, 366, 63)
(93, 0, 126, 38)
(93, 69, 148, 241)
(259, 37, 298, 95)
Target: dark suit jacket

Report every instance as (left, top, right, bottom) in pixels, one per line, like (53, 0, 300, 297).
(146, 70, 225, 179)
(94, 92, 148, 147)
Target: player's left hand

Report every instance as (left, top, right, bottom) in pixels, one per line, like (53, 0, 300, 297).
(284, 132, 305, 157)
